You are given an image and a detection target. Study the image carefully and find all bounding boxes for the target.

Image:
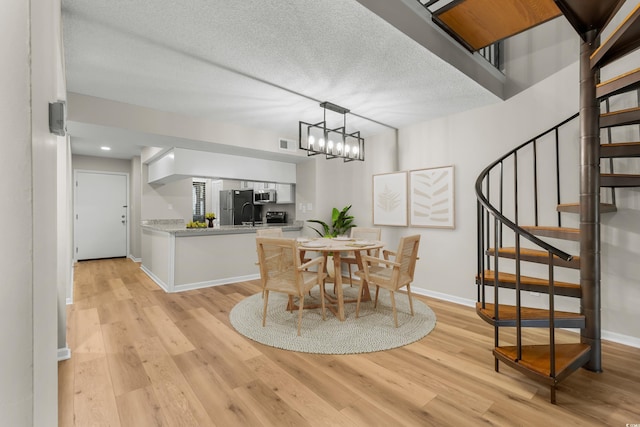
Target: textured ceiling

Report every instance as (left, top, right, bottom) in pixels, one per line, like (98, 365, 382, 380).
(62, 0, 500, 159)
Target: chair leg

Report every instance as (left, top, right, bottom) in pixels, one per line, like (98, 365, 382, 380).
(319, 283, 326, 321)
(406, 284, 414, 316)
(348, 264, 353, 287)
(297, 294, 305, 336)
(262, 290, 269, 327)
(355, 280, 365, 318)
(389, 291, 398, 328)
(374, 286, 380, 308)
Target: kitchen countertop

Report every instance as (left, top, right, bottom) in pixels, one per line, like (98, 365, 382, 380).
(141, 219, 303, 237)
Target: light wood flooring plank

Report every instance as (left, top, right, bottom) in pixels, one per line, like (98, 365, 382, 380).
(135, 336, 213, 426)
(73, 355, 121, 427)
(244, 355, 352, 427)
(142, 305, 196, 356)
(233, 379, 311, 427)
(116, 386, 168, 427)
(173, 350, 267, 427)
(101, 321, 151, 396)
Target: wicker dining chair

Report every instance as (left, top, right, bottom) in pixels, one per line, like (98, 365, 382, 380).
(343, 227, 382, 288)
(355, 234, 420, 327)
(256, 237, 326, 336)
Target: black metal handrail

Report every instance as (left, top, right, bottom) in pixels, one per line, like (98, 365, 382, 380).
(475, 113, 579, 262)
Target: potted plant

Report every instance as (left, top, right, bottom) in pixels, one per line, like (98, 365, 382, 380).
(308, 205, 356, 237)
(205, 212, 216, 228)
(307, 205, 356, 278)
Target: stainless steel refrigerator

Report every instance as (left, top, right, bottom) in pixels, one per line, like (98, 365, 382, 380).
(219, 190, 262, 225)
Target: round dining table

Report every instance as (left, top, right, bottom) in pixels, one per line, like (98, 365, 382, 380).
(297, 237, 384, 321)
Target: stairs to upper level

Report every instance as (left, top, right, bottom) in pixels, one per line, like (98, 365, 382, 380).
(461, 0, 640, 404)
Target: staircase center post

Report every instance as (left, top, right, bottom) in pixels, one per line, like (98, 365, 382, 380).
(579, 29, 602, 372)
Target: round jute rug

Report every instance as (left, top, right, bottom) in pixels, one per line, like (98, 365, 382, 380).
(229, 285, 437, 354)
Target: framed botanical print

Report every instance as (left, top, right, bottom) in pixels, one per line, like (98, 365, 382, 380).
(409, 165, 455, 228)
(372, 172, 408, 226)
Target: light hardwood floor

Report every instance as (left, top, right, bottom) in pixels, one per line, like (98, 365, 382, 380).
(59, 258, 640, 426)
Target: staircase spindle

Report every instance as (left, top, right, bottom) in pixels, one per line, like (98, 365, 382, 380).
(555, 128, 562, 227)
(514, 151, 519, 226)
(533, 140, 539, 226)
(515, 232, 522, 361)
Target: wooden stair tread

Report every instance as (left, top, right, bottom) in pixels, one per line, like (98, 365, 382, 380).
(597, 67, 640, 99)
(591, 2, 640, 69)
(494, 343, 591, 379)
(557, 203, 617, 214)
(476, 303, 585, 328)
(479, 270, 580, 289)
(600, 106, 640, 128)
(600, 141, 640, 158)
(601, 173, 640, 188)
(477, 303, 582, 320)
(521, 225, 580, 241)
(431, 0, 561, 51)
(487, 247, 580, 269)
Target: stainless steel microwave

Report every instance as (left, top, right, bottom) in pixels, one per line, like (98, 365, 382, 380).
(254, 189, 276, 204)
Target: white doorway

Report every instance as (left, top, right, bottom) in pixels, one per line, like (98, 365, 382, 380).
(74, 170, 128, 260)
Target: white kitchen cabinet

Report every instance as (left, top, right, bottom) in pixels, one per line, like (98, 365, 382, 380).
(275, 183, 294, 204)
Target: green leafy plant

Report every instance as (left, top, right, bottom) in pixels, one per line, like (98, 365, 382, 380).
(205, 212, 216, 220)
(308, 205, 356, 237)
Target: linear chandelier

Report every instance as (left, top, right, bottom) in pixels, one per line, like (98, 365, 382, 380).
(298, 102, 365, 162)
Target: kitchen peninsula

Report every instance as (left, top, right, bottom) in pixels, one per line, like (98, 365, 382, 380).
(141, 219, 302, 292)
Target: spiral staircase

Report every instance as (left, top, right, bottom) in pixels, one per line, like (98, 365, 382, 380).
(430, 0, 640, 403)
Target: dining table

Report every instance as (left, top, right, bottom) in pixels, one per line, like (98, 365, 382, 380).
(297, 237, 384, 321)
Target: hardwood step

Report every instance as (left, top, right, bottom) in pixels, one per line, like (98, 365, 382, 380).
(591, 3, 640, 69)
(431, 0, 561, 51)
(476, 303, 585, 328)
(600, 107, 640, 128)
(557, 203, 617, 214)
(477, 270, 581, 298)
(487, 247, 580, 269)
(521, 226, 580, 241)
(601, 173, 640, 187)
(600, 141, 640, 158)
(494, 343, 591, 404)
(597, 68, 640, 99)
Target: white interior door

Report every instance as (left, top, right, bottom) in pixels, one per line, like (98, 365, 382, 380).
(75, 171, 128, 260)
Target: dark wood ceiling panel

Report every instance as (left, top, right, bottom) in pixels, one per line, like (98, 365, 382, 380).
(432, 0, 562, 51)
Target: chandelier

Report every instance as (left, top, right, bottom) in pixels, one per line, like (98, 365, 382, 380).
(298, 102, 365, 162)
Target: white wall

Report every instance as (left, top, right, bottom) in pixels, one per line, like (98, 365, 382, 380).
(8, 0, 68, 423)
(1, 0, 35, 423)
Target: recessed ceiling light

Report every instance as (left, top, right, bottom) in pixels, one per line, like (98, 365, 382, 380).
(100, 146, 111, 151)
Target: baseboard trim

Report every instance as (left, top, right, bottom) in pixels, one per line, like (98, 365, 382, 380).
(57, 346, 71, 361)
(602, 330, 640, 349)
(140, 265, 169, 292)
(173, 274, 261, 293)
(411, 287, 476, 308)
(128, 254, 141, 263)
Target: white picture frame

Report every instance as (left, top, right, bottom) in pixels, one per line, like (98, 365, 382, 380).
(409, 165, 455, 229)
(372, 172, 408, 226)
